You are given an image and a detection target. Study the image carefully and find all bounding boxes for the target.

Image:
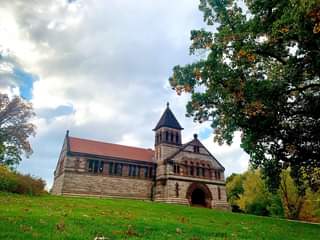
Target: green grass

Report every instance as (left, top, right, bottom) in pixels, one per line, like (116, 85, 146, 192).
(0, 193, 319, 240)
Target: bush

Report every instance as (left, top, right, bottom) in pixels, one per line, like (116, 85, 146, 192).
(0, 165, 18, 192)
(0, 165, 46, 195)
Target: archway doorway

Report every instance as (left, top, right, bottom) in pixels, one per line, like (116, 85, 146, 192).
(191, 188, 206, 206)
(186, 183, 212, 208)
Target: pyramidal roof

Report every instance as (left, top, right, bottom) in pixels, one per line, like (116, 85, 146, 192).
(153, 103, 183, 131)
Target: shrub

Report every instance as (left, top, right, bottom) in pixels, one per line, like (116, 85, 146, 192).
(0, 165, 18, 192)
(0, 164, 46, 195)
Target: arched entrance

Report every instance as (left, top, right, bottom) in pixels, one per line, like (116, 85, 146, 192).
(186, 183, 212, 208)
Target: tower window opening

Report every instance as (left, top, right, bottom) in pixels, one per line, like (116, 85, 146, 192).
(165, 131, 169, 141)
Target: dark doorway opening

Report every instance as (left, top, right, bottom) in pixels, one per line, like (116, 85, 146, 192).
(191, 188, 206, 206)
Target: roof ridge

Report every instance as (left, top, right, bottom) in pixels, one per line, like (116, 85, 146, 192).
(153, 105, 183, 131)
(69, 136, 154, 152)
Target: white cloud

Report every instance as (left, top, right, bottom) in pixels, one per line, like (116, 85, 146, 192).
(0, 0, 249, 188)
(202, 132, 250, 177)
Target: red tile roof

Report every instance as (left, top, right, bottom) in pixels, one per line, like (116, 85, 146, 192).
(68, 136, 154, 163)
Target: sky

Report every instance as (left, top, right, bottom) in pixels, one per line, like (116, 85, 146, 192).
(0, 0, 249, 189)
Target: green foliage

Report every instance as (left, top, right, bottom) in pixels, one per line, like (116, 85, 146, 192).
(0, 194, 319, 240)
(226, 173, 245, 212)
(0, 165, 46, 196)
(236, 170, 275, 216)
(227, 168, 320, 220)
(169, 0, 320, 193)
(268, 194, 285, 217)
(0, 165, 18, 192)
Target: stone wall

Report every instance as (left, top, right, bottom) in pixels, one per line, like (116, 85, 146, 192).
(61, 172, 154, 199)
(155, 178, 229, 210)
(51, 174, 64, 195)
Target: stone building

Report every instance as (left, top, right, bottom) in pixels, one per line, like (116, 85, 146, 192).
(51, 103, 229, 209)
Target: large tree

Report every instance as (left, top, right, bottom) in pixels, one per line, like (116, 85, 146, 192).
(0, 93, 36, 166)
(169, 0, 320, 193)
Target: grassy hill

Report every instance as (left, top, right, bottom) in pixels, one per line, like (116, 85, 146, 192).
(0, 193, 319, 240)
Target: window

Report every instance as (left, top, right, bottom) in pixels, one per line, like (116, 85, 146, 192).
(218, 187, 221, 200)
(137, 166, 141, 177)
(108, 162, 112, 175)
(214, 171, 221, 180)
(149, 167, 153, 178)
(170, 132, 174, 142)
(196, 167, 200, 176)
(114, 163, 123, 176)
(201, 168, 205, 177)
(190, 166, 194, 176)
(88, 160, 104, 173)
(174, 164, 180, 174)
(176, 133, 179, 143)
(165, 131, 169, 141)
(143, 167, 148, 178)
(128, 165, 133, 176)
(193, 146, 200, 153)
(129, 165, 138, 177)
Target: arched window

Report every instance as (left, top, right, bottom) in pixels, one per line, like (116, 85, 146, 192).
(170, 132, 174, 142)
(165, 131, 169, 141)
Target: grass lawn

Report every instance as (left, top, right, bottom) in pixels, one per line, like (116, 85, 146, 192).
(0, 193, 319, 240)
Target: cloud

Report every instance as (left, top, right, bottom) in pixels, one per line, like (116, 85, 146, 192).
(0, 0, 249, 189)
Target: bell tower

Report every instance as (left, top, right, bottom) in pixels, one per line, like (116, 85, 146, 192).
(153, 102, 183, 169)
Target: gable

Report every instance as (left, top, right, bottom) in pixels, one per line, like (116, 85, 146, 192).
(165, 138, 225, 170)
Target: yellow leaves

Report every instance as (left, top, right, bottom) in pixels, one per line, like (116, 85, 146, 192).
(280, 27, 289, 33)
(238, 49, 247, 58)
(247, 54, 256, 62)
(237, 49, 256, 62)
(175, 84, 191, 95)
(175, 85, 183, 96)
(308, 7, 320, 34)
(313, 22, 320, 33)
(244, 101, 266, 117)
(205, 42, 213, 49)
(237, 170, 269, 212)
(193, 67, 202, 81)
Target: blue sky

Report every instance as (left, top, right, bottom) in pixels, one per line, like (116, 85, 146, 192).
(13, 67, 37, 100)
(0, 0, 249, 189)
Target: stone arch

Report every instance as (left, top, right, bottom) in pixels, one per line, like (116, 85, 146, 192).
(186, 182, 212, 208)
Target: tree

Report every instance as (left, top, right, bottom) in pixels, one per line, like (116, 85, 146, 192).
(237, 170, 273, 216)
(279, 169, 304, 219)
(0, 93, 36, 166)
(226, 173, 245, 212)
(169, 0, 320, 193)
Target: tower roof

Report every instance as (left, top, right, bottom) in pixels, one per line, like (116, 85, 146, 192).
(153, 103, 183, 131)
